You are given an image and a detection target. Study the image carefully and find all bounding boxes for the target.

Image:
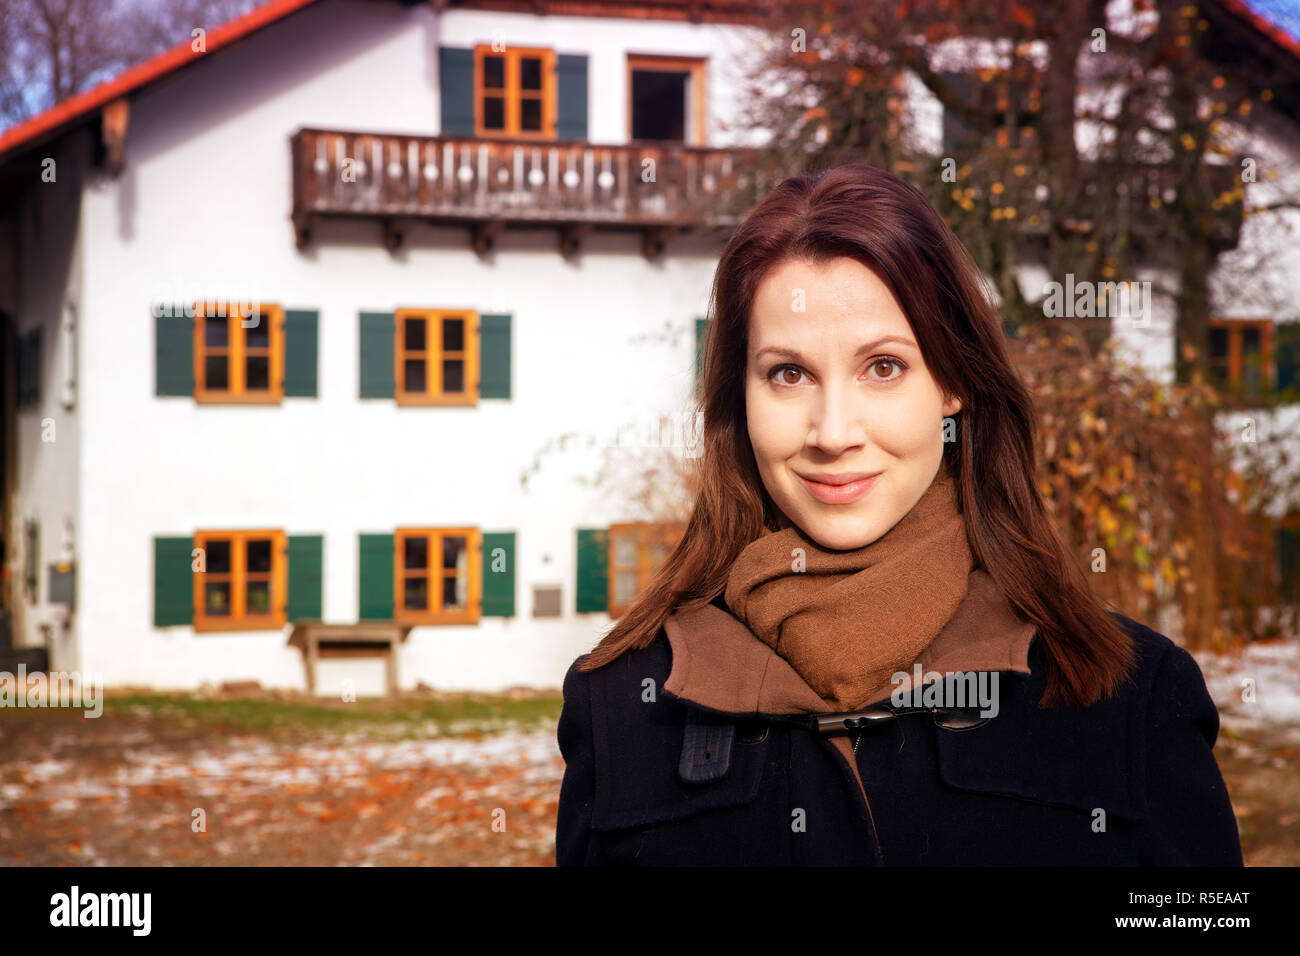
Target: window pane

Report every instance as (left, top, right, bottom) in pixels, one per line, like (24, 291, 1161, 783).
(205, 316, 229, 348)
(520, 57, 542, 90)
(245, 313, 269, 349)
(521, 98, 541, 131)
(246, 355, 269, 391)
(404, 536, 428, 570)
(615, 571, 638, 606)
(442, 359, 464, 393)
(483, 55, 505, 89)
(614, 534, 637, 566)
(442, 317, 463, 351)
(404, 358, 426, 393)
(246, 538, 272, 574)
(1242, 327, 1262, 394)
(1209, 327, 1228, 360)
(205, 581, 231, 616)
(483, 96, 505, 130)
(404, 576, 428, 611)
(404, 317, 426, 351)
(442, 574, 468, 611)
(442, 536, 467, 570)
(207, 540, 231, 574)
(246, 580, 270, 614)
(205, 356, 229, 390)
(1242, 327, 1261, 356)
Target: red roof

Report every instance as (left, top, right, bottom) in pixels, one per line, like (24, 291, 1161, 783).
(1220, 0, 1300, 61)
(0, 0, 1296, 164)
(0, 0, 323, 161)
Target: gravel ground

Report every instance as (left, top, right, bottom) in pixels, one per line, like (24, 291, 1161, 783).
(0, 708, 564, 866)
(1, 643, 1296, 866)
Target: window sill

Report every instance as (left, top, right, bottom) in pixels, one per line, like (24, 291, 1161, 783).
(395, 610, 480, 626)
(395, 393, 479, 407)
(194, 616, 287, 633)
(195, 392, 285, 405)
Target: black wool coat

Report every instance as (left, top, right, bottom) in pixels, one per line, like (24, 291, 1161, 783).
(554, 591, 1243, 866)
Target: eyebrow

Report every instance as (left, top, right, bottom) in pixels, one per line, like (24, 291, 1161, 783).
(754, 336, 918, 363)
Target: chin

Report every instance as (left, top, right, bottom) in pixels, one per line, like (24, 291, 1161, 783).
(790, 513, 881, 552)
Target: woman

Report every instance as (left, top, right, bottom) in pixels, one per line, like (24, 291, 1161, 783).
(554, 164, 1243, 866)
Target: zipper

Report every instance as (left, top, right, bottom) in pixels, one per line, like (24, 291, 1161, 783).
(823, 734, 884, 865)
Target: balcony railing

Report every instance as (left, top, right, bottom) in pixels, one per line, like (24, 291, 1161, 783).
(290, 128, 758, 256)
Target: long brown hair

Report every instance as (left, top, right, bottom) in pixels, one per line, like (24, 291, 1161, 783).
(579, 163, 1136, 709)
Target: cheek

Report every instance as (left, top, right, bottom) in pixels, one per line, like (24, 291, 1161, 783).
(868, 392, 946, 455)
(745, 386, 794, 462)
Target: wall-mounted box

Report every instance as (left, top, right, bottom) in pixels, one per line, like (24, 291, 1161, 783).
(48, 562, 75, 607)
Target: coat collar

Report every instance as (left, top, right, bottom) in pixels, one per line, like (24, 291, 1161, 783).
(662, 569, 1037, 717)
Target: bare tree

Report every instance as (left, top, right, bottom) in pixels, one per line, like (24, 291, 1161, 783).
(0, 0, 257, 128)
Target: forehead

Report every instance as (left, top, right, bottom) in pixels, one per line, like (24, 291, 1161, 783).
(749, 257, 912, 343)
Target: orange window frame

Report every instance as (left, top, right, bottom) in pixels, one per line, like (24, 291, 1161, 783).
(626, 54, 708, 144)
(1209, 318, 1275, 395)
(394, 527, 482, 625)
(474, 45, 557, 140)
(607, 522, 685, 618)
(193, 529, 287, 632)
(194, 301, 284, 403)
(394, 309, 479, 406)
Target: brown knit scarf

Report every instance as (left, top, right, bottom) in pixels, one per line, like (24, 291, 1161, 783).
(724, 463, 974, 711)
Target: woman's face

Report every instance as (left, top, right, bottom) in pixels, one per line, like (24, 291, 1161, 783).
(745, 256, 962, 551)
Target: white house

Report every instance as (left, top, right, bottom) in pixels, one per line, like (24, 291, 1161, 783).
(0, 0, 1294, 694)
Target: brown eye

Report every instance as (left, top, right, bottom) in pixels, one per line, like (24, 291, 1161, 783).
(870, 358, 906, 380)
(768, 364, 806, 386)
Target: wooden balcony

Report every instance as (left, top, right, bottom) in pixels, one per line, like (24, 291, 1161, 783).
(291, 128, 759, 257)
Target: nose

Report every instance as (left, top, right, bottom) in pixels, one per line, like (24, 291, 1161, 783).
(806, 378, 867, 455)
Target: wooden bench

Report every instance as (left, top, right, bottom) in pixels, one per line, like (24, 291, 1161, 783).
(287, 621, 412, 698)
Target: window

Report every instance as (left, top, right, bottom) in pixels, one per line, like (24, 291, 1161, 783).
(394, 527, 482, 625)
(193, 529, 287, 632)
(607, 522, 685, 618)
(475, 45, 556, 139)
(359, 310, 510, 403)
(395, 309, 480, 405)
(627, 55, 707, 143)
(194, 301, 285, 403)
(1209, 318, 1274, 400)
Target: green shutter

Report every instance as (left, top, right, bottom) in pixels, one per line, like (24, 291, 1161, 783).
(479, 313, 512, 399)
(556, 53, 589, 141)
(284, 309, 319, 397)
(287, 534, 324, 621)
(359, 311, 395, 398)
(1276, 320, 1300, 399)
(575, 528, 609, 613)
(154, 535, 194, 627)
(694, 316, 708, 387)
(155, 307, 194, 396)
(359, 533, 394, 620)
(481, 531, 516, 617)
(439, 47, 476, 135)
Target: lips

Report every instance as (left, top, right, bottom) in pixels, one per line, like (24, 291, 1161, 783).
(797, 471, 882, 505)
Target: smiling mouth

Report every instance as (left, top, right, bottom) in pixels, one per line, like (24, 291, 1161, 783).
(797, 472, 882, 505)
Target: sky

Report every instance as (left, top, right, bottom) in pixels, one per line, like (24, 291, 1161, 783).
(1247, 0, 1300, 38)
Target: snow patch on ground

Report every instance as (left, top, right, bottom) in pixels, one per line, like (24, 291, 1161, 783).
(1194, 638, 1300, 737)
